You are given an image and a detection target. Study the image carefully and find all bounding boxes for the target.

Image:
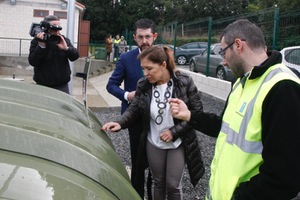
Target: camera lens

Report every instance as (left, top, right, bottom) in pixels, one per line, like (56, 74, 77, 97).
(48, 35, 61, 44)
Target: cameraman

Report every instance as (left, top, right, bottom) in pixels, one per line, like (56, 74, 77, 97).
(28, 15, 79, 94)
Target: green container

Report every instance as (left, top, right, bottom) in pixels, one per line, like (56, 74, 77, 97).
(94, 48, 106, 60)
(0, 79, 142, 200)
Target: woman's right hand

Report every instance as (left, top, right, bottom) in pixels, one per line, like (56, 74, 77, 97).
(102, 122, 121, 132)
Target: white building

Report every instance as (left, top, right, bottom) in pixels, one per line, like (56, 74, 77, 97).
(0, 0, 85, 56)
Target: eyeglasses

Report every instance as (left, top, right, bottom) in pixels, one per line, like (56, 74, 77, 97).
(135, 34, 153, 41)
(219, 39, 246, 58)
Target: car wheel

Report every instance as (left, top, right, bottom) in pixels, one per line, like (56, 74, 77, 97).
(216, 67, 226, 80)
(189, 61, 197, 72)
(177, 56, 187, 65)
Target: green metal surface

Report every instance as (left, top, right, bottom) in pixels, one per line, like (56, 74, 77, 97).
(206, 17, 212, 77)
(0, 151, 116, 200)
(0, 79, 141, 200)
(272, 6, 279, 50)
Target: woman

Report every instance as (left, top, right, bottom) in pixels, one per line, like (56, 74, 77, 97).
(102, 46, 204, 200)
(118, 35, 128, 55)
(105, 34, 113, 61)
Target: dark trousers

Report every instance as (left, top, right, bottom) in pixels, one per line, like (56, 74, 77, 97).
(114, 46, 119, 60)
(128, 122, 152, 200)
(53, 83, 70, 94)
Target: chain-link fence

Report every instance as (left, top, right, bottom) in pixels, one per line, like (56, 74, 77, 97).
(157, 7, 300, 50)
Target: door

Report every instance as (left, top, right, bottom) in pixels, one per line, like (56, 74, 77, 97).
(78, 20, 90, 57)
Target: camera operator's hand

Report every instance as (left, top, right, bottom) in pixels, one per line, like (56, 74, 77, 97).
(56, 35, 69, 51)
(37, 32, 46, 47)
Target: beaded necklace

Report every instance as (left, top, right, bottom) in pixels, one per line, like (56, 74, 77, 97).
(153, 80, 173, 125)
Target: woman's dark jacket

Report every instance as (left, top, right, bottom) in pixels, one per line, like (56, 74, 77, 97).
(28, 36, 79, 87)
(116, 70, 205, 187)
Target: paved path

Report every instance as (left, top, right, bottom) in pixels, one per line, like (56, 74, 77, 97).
(73, 71, 121, 110)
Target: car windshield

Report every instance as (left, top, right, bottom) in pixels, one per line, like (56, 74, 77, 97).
(202, 45, 216, 55)
(285, 49, 300, 65)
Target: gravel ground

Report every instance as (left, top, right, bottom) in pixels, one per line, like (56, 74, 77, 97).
(95, 93, 300, 200)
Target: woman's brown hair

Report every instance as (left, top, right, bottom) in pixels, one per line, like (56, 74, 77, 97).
(138, 46, 177, 74)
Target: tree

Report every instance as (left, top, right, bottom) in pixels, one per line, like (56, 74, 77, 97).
(77, 0, 122, 42)
(258, 0, 300, 11)
(77, 0, 299, 43)
(118, 0, 166, 31)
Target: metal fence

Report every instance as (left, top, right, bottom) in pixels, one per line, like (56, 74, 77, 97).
(0, 37, 78, 57)
(157, 7, 300, 50)
(0, 37, 31, 57)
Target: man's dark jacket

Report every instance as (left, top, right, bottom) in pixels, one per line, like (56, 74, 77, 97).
(28, 37, 79, 87)
(106, 48, 143, 114)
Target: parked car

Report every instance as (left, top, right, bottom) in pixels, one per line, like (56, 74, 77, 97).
(280, 46, 300, 74)
(155, 44, 175, 54)
(125, 45, 138, 51)
(175, 42, 208, 65)
(189, 43, 234, 81)
(0, 79, 140, 200)
(155, 44, 175, 49)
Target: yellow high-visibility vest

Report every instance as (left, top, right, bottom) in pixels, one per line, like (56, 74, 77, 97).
(114, 39, 121, 45)
(206, 64, 300, 200)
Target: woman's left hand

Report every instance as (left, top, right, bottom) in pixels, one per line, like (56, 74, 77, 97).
(102, 122, 121, 132)
(160, 129, 173, 143)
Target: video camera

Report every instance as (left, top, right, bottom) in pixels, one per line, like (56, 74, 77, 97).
(29, 21, 62, 44)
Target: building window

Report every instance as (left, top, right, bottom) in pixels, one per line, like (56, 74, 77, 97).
(10, 0, 16, 5)
(33, 10, 49, 18)
(61, 3, 67, 9)
(54, 11, 67, 19)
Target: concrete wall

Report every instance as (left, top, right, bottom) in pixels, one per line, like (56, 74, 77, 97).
(181, 69, 231, 101)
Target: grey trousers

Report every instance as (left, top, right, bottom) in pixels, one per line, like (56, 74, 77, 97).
(146, 140, 185, 200)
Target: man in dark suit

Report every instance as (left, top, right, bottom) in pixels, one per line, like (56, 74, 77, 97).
(106, 18, 157, 199)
